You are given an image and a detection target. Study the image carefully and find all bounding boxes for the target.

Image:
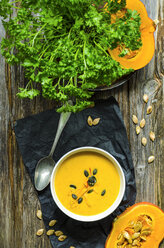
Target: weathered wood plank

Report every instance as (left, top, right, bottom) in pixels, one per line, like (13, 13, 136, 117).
(0, 0, 163, 247)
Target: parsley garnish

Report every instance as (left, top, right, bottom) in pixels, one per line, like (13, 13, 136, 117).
(0, 0, 142, 112)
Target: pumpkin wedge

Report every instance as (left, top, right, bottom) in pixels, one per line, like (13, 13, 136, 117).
(108, 0, 156, 70)
(105, 202, 164, 248)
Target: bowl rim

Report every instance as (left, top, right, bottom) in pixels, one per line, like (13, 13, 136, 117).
(50, 146, 126, 222)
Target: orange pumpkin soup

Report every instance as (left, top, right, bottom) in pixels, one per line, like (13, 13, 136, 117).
(54, 151, 120, 216)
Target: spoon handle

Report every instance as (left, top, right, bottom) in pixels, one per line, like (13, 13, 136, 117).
(49, 105, 72, 157)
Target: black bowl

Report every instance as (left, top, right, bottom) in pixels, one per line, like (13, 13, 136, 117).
(90, 71, 135, 92)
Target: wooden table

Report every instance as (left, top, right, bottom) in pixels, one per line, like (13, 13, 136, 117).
(0, 1, 163, 247)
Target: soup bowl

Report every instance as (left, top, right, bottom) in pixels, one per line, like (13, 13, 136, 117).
(50, 147, 125, 222)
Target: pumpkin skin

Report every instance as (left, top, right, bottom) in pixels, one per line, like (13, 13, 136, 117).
(105, 202, 164, 248)
(108, 0, 156, 70)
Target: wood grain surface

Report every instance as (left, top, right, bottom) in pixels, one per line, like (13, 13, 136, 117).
(0, 0, 163, 247)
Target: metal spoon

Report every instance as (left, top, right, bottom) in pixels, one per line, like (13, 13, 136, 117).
(34, 107, 72, 191)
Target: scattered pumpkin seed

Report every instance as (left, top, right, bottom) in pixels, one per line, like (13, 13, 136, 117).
(141, 137, 147, 146)
(143, 94, 149, 103)
(101, 189, 106, 196)
(87, 189, 94, 194)
(132, 115, 138, 124)
(49, 219, 57, 227)
(47, 229, 54, 236)
(93, 168, 97, 175)
(136, 126, 141, 135)
(87, 116, 93, 126)
(55, 230, 63, 237)
(148, 155, 155, 164)
(70, 184, 76, 189)
(36, 229, 44, 236)
(154, 19, 159, 26)
(140, 119, 146, 129)
(78, 197, 83, 204)
(84, 170, 89, 177)
(92, 118, 100, 126)
(36, 210, 42, 220)
(147, 105, 153, 114)
(72, 194, 77, 200)
(149, 131, 155, 141)
(58, 234, 67, 241)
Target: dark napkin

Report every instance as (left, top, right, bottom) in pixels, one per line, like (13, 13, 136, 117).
(14, 96, 136, 248)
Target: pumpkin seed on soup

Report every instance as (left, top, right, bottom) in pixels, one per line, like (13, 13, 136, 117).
(87, 189, 93, 194)
(93, 169, 97, 175)
(101, 189, 106, 196)
(84, 170, 89, 177)
(78, 197, 83, 204)
(69, 184, 76, 189)
(72, 194, 77, 200)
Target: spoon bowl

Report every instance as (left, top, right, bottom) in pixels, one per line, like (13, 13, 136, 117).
(35, 156, 55, 191)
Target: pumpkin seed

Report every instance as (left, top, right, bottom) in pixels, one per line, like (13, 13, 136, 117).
(132, 232, 140, 240)
(36, 210, 42, 220)
(148, 155, 155, 164)
(117, 233, 122, 240)
(117, 235, 125, 245)
(123, 231, 132, 244)
(93, 169, 97, 175)
(141, 230, 152, 236)
(92, 118, 100, 126)
(134, 221, 142, 232)
(58, 234, 67, 241)
(87, 176, 97, 186)
(149, 131, 155, 141)
(140, 119, 146, 129)
(87, 116, 93, 126)
(55, 230, 63, 237)
(70, 184, 76, 189)
(141, 137, 147, 146)
(128, 221, 135, 227)
(136, 126, 141, 135)
(36, 229, 44, 236)
(140, 235, 147, 241)
(147, 106, 153, 114)
(132, 115, 138, 125)
(49, 219, 57, 227)
(47, 229, 54, 236)
(132, 239, 141, 246)
(72, 194, 77, 200)
(101, 189, 106, 196)
(87, 189, 93, 194)
(143, 94, 149, 103)
(78, 197, 83, 204)
(84, 170, 89, 177)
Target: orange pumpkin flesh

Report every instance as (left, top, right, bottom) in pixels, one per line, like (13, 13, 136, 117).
(108, 0, 156, 70)
(105, 202, 164, 248)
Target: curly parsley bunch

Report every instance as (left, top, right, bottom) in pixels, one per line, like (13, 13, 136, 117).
(0, 0, 142, 112)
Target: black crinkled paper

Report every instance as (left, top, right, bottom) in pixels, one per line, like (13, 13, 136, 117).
(14, 96, 136, 248)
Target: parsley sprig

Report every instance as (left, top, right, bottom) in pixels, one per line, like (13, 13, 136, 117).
(0, 0, 142, 112)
